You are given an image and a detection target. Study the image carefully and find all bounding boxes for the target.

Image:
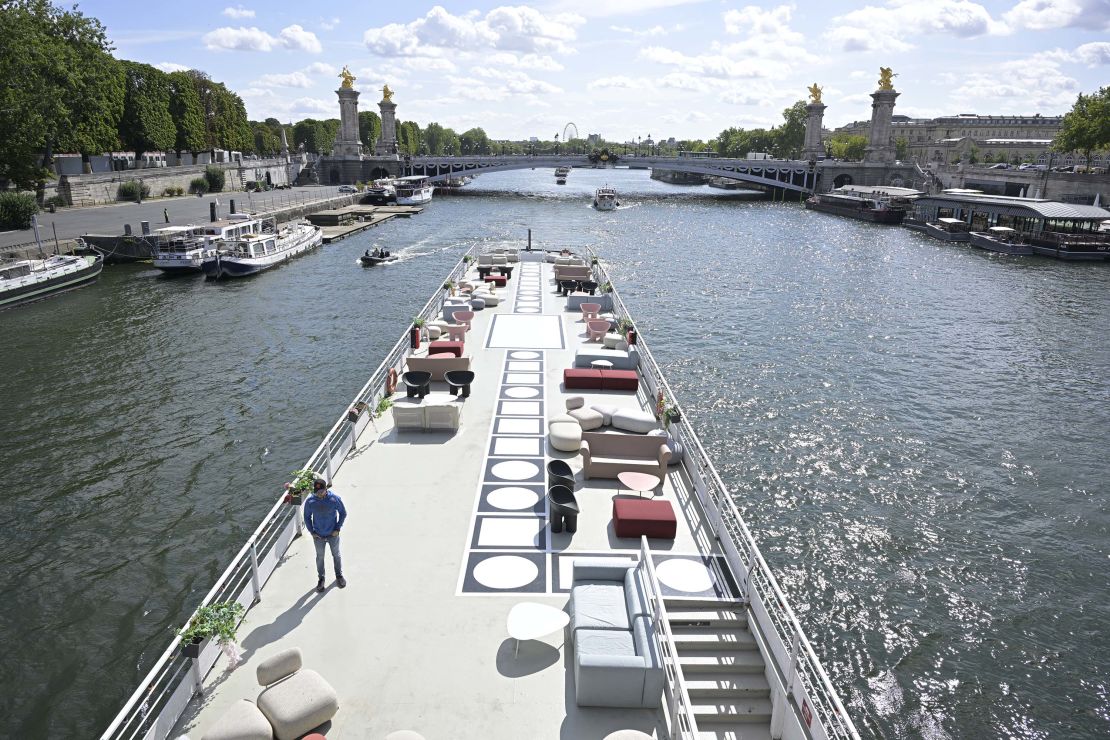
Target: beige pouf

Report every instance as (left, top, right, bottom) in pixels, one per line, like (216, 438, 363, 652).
(547, 414, 582, 452)
(603, 332, 624, 349)
(565, 396, 604, 431)
(201, 699, 272, 740)
(425, 325, 442, 340)
(255, 648, 339, 740)
(610, 408, 658, 434)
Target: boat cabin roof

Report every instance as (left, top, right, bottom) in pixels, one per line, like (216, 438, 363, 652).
(836, 184, 922, 197)
(916, 193, 1110, 221)
(938, 217, 965, 224)
(988, 226, 1017, 233)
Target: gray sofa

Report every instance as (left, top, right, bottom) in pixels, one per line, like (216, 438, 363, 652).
(570, 558, 663, 708)
(406, 355, 471, 382)
(579, 431, 670, 479)
(574, 345, 639, 370)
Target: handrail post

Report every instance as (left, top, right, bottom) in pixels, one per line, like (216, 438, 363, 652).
(744, 543, 758, 602)
(249, 539, 262, 603)
(786, 629, 801, 693)
(324, 436, 335, 482)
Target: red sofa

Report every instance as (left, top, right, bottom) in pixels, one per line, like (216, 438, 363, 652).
(613, 498, 677, 539)
(563, 368, 638, 391)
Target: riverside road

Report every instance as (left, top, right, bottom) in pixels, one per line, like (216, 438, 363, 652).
(0, 185, 349, 251)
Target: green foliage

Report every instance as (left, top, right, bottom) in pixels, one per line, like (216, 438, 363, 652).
(460, 127, 490, 155)
(251, 122, 281, 155)
(117, 180, 150, 201)
(1055, 87, 1110, 163)
(0, 192, 39, 229)
(167, 70, 206, 154)
(188, 70, 253, 153)
(776, 101, 807, 159)
(358, 110, 382, 149)
(178, 601, 244, 646)
(45, 194, 66, 208)
(827, 133, 867, 161)
(204, 166, 225, 193)
(412, 316, 426, 327)
(292, 118, 341, 154)
(287, 469, 319, 496)
(895, 137, 908, 160)
(189, 177, 209, 194)
(967, 145, 980, 164)
(119, 61, 176, 158)
(375, 397, 393, 417)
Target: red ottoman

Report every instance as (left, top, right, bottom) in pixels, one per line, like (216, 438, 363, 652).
(613, 498, 677, 539)
(600, 369, 639, 391)
(564, 368, 603, 389)
(427, 341, 464, 358)
(484, 275, 507, 287)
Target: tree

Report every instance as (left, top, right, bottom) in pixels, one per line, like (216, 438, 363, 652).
(895, 136, 908, 161)
(210, 84, 252, 153)
(460, 127, 490, 155)
(1055, 87, 1110, 167)
(827, 133, 867, 161)
(775, 100, 807, 159)
(119, 61, 175, 160)
(167, 70, 206, 156)
(967, 144, 979, 164)
(251, 122, 281, 155)
(358, 110, 381, 150)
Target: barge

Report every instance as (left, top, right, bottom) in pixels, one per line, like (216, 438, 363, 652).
(101, 246, 861, 740)
(804, 185, 919, 224)
(0, 252, 103, 309)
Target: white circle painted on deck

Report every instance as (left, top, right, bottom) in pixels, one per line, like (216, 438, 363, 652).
(517, 307, 540, 313)
(518, 289, 540, 295)
(655, 559, 714, 593)
(473, 555, 539, 590)
(504, 387, 540, 398)
(487, 486, 540, 510)
(491, 460, 540, 480)
(510, 351, 540, 359)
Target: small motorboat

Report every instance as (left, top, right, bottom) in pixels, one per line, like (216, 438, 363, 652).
(360, 249, 398, 266)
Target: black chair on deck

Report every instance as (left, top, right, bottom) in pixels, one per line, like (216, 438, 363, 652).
(548, 485, 580, 533)
(444, 370, 475, 398)
(401, 371, 432, 399)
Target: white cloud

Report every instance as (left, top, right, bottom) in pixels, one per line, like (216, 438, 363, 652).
(363, 5, 585, 57)
(587, 75, 644, 89)
(468, 67, 563, 95)
(1004, 0, 1110, 30)
(222, 5, 255, 19)
(202, 24, 321, 52)
(255, 71, 313, 88)
(609, 24, 667, 36)
(660, 73, 717, 92)
(320, 17, 341, 31)
(953, 51, 1080, 110)
(487, 52, 565, 71)
(154, 62, 190, 73)
(551, 0, 705, 18)
(305, 62, 336, 76)
(639, 46, 766, 78)
(826, 0, 1005, 53)
(1074, 41, 1110, 66)
(716, 5, 817, 64)
(290, 97, 335, 116)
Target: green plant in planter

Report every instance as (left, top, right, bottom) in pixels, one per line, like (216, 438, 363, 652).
(442, 280, 455, 291)
(412, 316, 426, 328)
(662, 403, 682, 426)
(463, 254, 474, 264)
(591, 256, 599, 265)
(600, 282, 613, 293)
(376, 397, 393, 417)
(179, 601, 245, 647)
(285, 469, 319, 503)
(617, 317, 634, 333)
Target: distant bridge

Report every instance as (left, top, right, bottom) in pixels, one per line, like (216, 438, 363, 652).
(400, 154, 818, 193)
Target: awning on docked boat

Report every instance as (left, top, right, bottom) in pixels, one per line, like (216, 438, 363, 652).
(938, 217, 965, 224)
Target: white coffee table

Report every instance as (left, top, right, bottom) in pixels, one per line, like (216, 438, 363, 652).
(507, 602, 570, 658)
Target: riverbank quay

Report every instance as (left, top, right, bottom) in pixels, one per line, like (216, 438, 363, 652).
(0, 186, 354, 259)
(309, 204, 424, 243)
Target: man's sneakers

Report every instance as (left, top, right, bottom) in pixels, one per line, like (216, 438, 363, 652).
(316, 577, 325, 593)
(336, 574, 347, 588)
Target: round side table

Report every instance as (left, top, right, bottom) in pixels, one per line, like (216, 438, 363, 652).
(617, 471, 661, 498)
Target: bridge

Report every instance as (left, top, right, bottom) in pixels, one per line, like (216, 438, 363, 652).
(398, 154, 819, 193)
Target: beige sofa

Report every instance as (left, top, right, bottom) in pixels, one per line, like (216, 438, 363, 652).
(406, 355, 471, 382)
(579, 432, 670, 480)
(555, 266, 591, 282)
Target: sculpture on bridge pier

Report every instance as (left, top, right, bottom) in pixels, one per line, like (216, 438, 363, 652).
(878, 67, 896, 91)
(332, 66, 363, 158)
(803, 84, 827, 161)
(807, 83, 823, 105)
(865, 67, 899, 164)
(376, 84, 399, 156)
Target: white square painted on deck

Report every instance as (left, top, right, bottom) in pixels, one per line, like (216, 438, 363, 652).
(501, 401, 541, 415)
(497, 418, 542, 434)
(493, 437, 542, 456)
(507, 361, 542, 371)
(478, 517, 544, 547)
(505, 373, 542, 384)
(487, 314, 564, 349)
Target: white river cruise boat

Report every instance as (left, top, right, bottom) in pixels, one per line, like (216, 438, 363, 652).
(102, 247, 861, 740)
(395, 175, 434, 205)
(555, 166, 570, 185)
(201, 221, 323, 279)
(153, 215, 266, 275)
(594, 186, 618, 210)
(0, 252, 103, 309)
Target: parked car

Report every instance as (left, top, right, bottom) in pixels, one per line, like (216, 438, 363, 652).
(338, 185, 358, 193)
(989, 163, 1011, 169)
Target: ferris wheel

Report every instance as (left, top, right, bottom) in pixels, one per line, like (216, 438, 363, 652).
(562, 122, 579, 142)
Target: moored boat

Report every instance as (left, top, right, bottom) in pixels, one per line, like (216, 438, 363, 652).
(153, 215, 266, 275)
(593, 186, 618, 210)
(805, 185, 919, 224)
(395, 176, 434, 205)
(0, 252, 103, 309)
(555, 166, 569, 185)
(201, 221, 323, 279)
(359, 249, 398, 266)
(969, 226, 1033, 255)
(923, 217, 971, 242)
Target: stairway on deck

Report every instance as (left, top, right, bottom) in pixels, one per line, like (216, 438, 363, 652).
(665, 598, 773, 740)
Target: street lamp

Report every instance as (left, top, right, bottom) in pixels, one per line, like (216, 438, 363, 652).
(555, 133, 560, 155)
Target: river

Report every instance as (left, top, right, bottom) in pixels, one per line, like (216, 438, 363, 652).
(2, 168, 1108, 738)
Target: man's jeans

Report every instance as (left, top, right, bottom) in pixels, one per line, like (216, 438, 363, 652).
(313, 534, 342, 579)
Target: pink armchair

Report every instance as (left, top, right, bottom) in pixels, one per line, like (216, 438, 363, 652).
(453, 310, 475, 331)
(579, 303, 601, 322)
(586, 319, 610, 342)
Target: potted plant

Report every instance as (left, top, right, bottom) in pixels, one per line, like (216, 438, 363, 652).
(375, 397, 393, 418)
(178, 601, 245, 658)
(443, 279, 456, 296)
(463, 254, 474, 264)
(411, 317, 425, 349)
(662, 403, 682, 426)
(284, 469, 317, 505)
(617, 317, 636, 345)
(600, 282, 613, 293)
(347, 401, 368, 422)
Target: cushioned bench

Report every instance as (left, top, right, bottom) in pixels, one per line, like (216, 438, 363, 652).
(574, 346, 639, 370)
(427, 340, 464, 358)
(580, 431, 669, 479)
(613, 498, 677, 539)
(562, 368, 639, 392)
(484, 275, 507, 287)
(570, 558, 663, 708)
(406, 355, 471, 382)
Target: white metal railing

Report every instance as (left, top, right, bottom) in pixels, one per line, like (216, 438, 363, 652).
(100, 248, 476, 740)
(591, 255, 861, 740)
(639, 536, 700, 740)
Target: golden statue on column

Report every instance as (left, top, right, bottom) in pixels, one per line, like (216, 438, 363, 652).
(878, 67, 896, 91)
(381, 84, 394, 102)
(807, 83, 823, 104)
(339, 66, 355, 89)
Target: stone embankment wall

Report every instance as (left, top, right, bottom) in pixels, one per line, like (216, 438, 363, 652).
(60, 158, 306, 207)
(933, 166, 1109, 203)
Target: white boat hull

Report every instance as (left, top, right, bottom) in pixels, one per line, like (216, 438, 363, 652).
(202, 226, 323, 279)
(396, 186, 434, 205)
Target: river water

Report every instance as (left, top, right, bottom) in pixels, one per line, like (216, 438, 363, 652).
(2, 168, 1108, 738)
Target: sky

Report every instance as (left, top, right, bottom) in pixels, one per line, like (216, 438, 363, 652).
(94, 0, 1110, 142)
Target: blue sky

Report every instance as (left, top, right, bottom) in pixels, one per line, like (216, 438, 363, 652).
(96, 0, 1109, 141)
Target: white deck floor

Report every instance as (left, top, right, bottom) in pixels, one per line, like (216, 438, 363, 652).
(175, 260, 732, 739)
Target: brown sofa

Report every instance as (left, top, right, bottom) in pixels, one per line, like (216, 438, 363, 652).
(555, 266, 591, 282)
(406, 355, 471, 382)
(579, 432, 670, 480)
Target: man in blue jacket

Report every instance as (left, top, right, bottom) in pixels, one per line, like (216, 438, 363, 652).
(304, 479, 347, 592)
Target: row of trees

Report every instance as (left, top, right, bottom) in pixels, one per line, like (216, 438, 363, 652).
(713, 102, 808, 160)
(1054, 87, 1110, 166)
(0, 0, 252, 191)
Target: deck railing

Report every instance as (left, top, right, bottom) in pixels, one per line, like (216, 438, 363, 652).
(100, 248, 475, 740)
(639, 537, 700, 740)
(591, 255, 861, 740)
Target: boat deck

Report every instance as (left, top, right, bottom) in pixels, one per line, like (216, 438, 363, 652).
(174, 260, 734, 739)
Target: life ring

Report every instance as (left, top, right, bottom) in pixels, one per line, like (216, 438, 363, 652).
(385, 368, 398, 396)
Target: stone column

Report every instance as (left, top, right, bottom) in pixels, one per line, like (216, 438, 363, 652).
(375, 98, 398, 156)
(332, 87, 363, 158)
(803, 103, 826, 161)
(864, 89, 899, 164)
